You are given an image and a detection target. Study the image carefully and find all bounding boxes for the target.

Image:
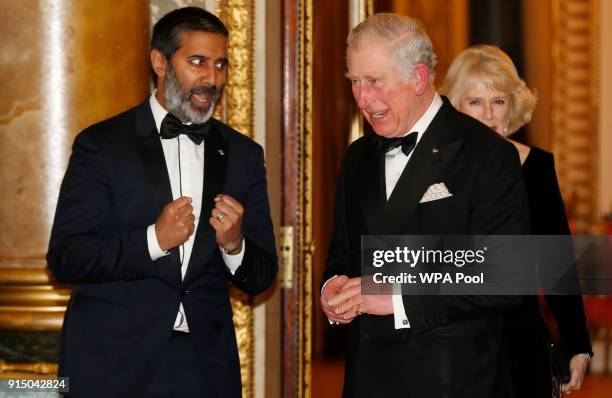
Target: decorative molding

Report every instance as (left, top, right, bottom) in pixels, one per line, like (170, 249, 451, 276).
(0, 268, 67, 331)
(215, 1, 256, 397)
(300, 2, 314, 397)
(215, 0, 256, 139)
(282, 1, 313, 397)
(551, 0, 599, 232)
(0, 360, 58, 376)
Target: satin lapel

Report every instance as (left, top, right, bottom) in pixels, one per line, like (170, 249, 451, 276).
(184, 122, 228, 283)
(362, 137, 388, 234)
(133, 101, 182, 287)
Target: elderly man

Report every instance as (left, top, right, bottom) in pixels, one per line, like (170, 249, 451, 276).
(321, 14, 529, 397)
(47, 7, 277, 398)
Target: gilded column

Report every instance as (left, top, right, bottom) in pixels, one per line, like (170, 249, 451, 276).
(215, 1, 257, 397)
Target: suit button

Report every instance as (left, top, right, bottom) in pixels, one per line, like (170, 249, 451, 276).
(180, 289, 189, 298)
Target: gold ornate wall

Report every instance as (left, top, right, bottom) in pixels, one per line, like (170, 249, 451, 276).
(215, 1, 257, 397)
(550, 0, 599, 232)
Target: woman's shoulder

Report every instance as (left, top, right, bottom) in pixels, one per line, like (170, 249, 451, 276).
(524, 145, 555, 168)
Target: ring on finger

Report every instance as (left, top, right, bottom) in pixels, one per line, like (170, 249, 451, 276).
(217, 211, 225, 222)
(356, 303, 363, 316)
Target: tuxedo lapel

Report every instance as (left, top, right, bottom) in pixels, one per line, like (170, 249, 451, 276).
(184, 121, 228, 283)
(372, 100, 464, 234)
(362, 137, 388, 234)
(133, 101, 182, 287)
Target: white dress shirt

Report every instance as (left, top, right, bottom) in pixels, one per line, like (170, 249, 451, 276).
(146, 93, 245, 332)
(386, 92, 443, 329)
(324, 92, 443, 329)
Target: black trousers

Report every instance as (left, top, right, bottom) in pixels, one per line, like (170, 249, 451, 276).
(144, 331, 206, 397)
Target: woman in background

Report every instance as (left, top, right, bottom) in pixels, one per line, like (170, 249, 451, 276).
(440, 44, 592, 396)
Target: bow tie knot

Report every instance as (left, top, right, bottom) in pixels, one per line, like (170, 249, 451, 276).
(377, 132, 418, 156)
(160, 113, 209, 145)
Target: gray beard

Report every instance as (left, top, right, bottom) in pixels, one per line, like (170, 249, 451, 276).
(162, 65, 221, 124)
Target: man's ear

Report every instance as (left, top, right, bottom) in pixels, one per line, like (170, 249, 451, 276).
(151, 49, 168, 80)
(412, 64, 430, 96)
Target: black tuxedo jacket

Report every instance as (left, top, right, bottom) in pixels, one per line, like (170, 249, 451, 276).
(324, 98, 530, 398)
(47, 100, 277, 398)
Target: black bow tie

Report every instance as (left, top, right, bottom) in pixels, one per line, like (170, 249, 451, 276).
(160, 113, 210, 145)
(377, 132, 418, 156)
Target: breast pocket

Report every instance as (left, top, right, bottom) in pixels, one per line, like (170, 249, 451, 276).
(417, 196, 456, 233)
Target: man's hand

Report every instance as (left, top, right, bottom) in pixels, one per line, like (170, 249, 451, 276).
(561, 354, 589, 394)
(155, 196, 195, 251)
(209, 194, 244, 252)
(321, 275, 353, 323)
(330, 277, 394, 317)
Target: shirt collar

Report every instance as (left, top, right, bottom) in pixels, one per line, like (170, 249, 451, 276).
(149, 91, 168, 134)
(386, 92, 443, 156)
(411, 91, 443, 138)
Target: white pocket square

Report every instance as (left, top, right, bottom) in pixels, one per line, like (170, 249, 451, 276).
(420, 182, 453, 203)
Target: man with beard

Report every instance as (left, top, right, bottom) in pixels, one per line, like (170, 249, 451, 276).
(47, 7, 277, 398)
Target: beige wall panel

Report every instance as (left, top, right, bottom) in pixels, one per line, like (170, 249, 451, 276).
(0, 0, 150, 264)
(1, 1, 49, 260)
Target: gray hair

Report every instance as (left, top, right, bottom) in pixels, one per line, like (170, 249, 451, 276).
(347, 13, 438, 82)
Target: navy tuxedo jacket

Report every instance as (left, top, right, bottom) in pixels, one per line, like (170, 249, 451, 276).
(47, 100, 277, 398)
(324, 98, 530, 398)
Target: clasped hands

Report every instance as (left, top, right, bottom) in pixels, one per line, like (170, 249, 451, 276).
(155, 194, 244, 253)
(321, 275, 394, 324)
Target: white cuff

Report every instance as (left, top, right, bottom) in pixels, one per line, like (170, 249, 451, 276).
(322, 275, 339, 325)
(220, 239, 245, 275)
(392, 284, 410, 329)
(147, 224, 170, 261)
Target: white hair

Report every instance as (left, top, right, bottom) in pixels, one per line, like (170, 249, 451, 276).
(347, 13, 438, 82)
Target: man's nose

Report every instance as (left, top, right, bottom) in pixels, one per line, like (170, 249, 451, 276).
(354, 85, 371, 109)
(198, 63, 218, 86)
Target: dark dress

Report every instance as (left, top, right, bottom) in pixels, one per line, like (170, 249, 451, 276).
(506, 146, 592, 397)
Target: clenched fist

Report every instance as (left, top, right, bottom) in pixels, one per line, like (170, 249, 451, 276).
(155, 196, 195, 251)
(209, 194, 244, 253)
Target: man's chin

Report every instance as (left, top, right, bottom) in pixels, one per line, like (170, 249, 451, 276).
(185, 106, 214, 124)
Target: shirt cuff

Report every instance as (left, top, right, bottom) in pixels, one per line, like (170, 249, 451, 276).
(220, 239, 245, 275)
(322, 275, 339, 325)
(392, 284, 410, 329)
(147, 224, 170, 261)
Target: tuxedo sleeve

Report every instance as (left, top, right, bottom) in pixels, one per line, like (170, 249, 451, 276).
(230, 145, 278, 295)
(322, 151, 353, 288)
(402, 139, 529, 332)
(47, 130, 158, 284)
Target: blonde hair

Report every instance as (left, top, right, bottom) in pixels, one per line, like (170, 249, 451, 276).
(440, 44, 537, 134)
(347, 13, 438, 82)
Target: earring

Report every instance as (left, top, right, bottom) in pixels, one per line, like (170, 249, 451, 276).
(502, 120, 510, 137)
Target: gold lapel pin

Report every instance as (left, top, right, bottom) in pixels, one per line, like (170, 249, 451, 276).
(432, 148, 439, 154)
(218, 149, 225, 156)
